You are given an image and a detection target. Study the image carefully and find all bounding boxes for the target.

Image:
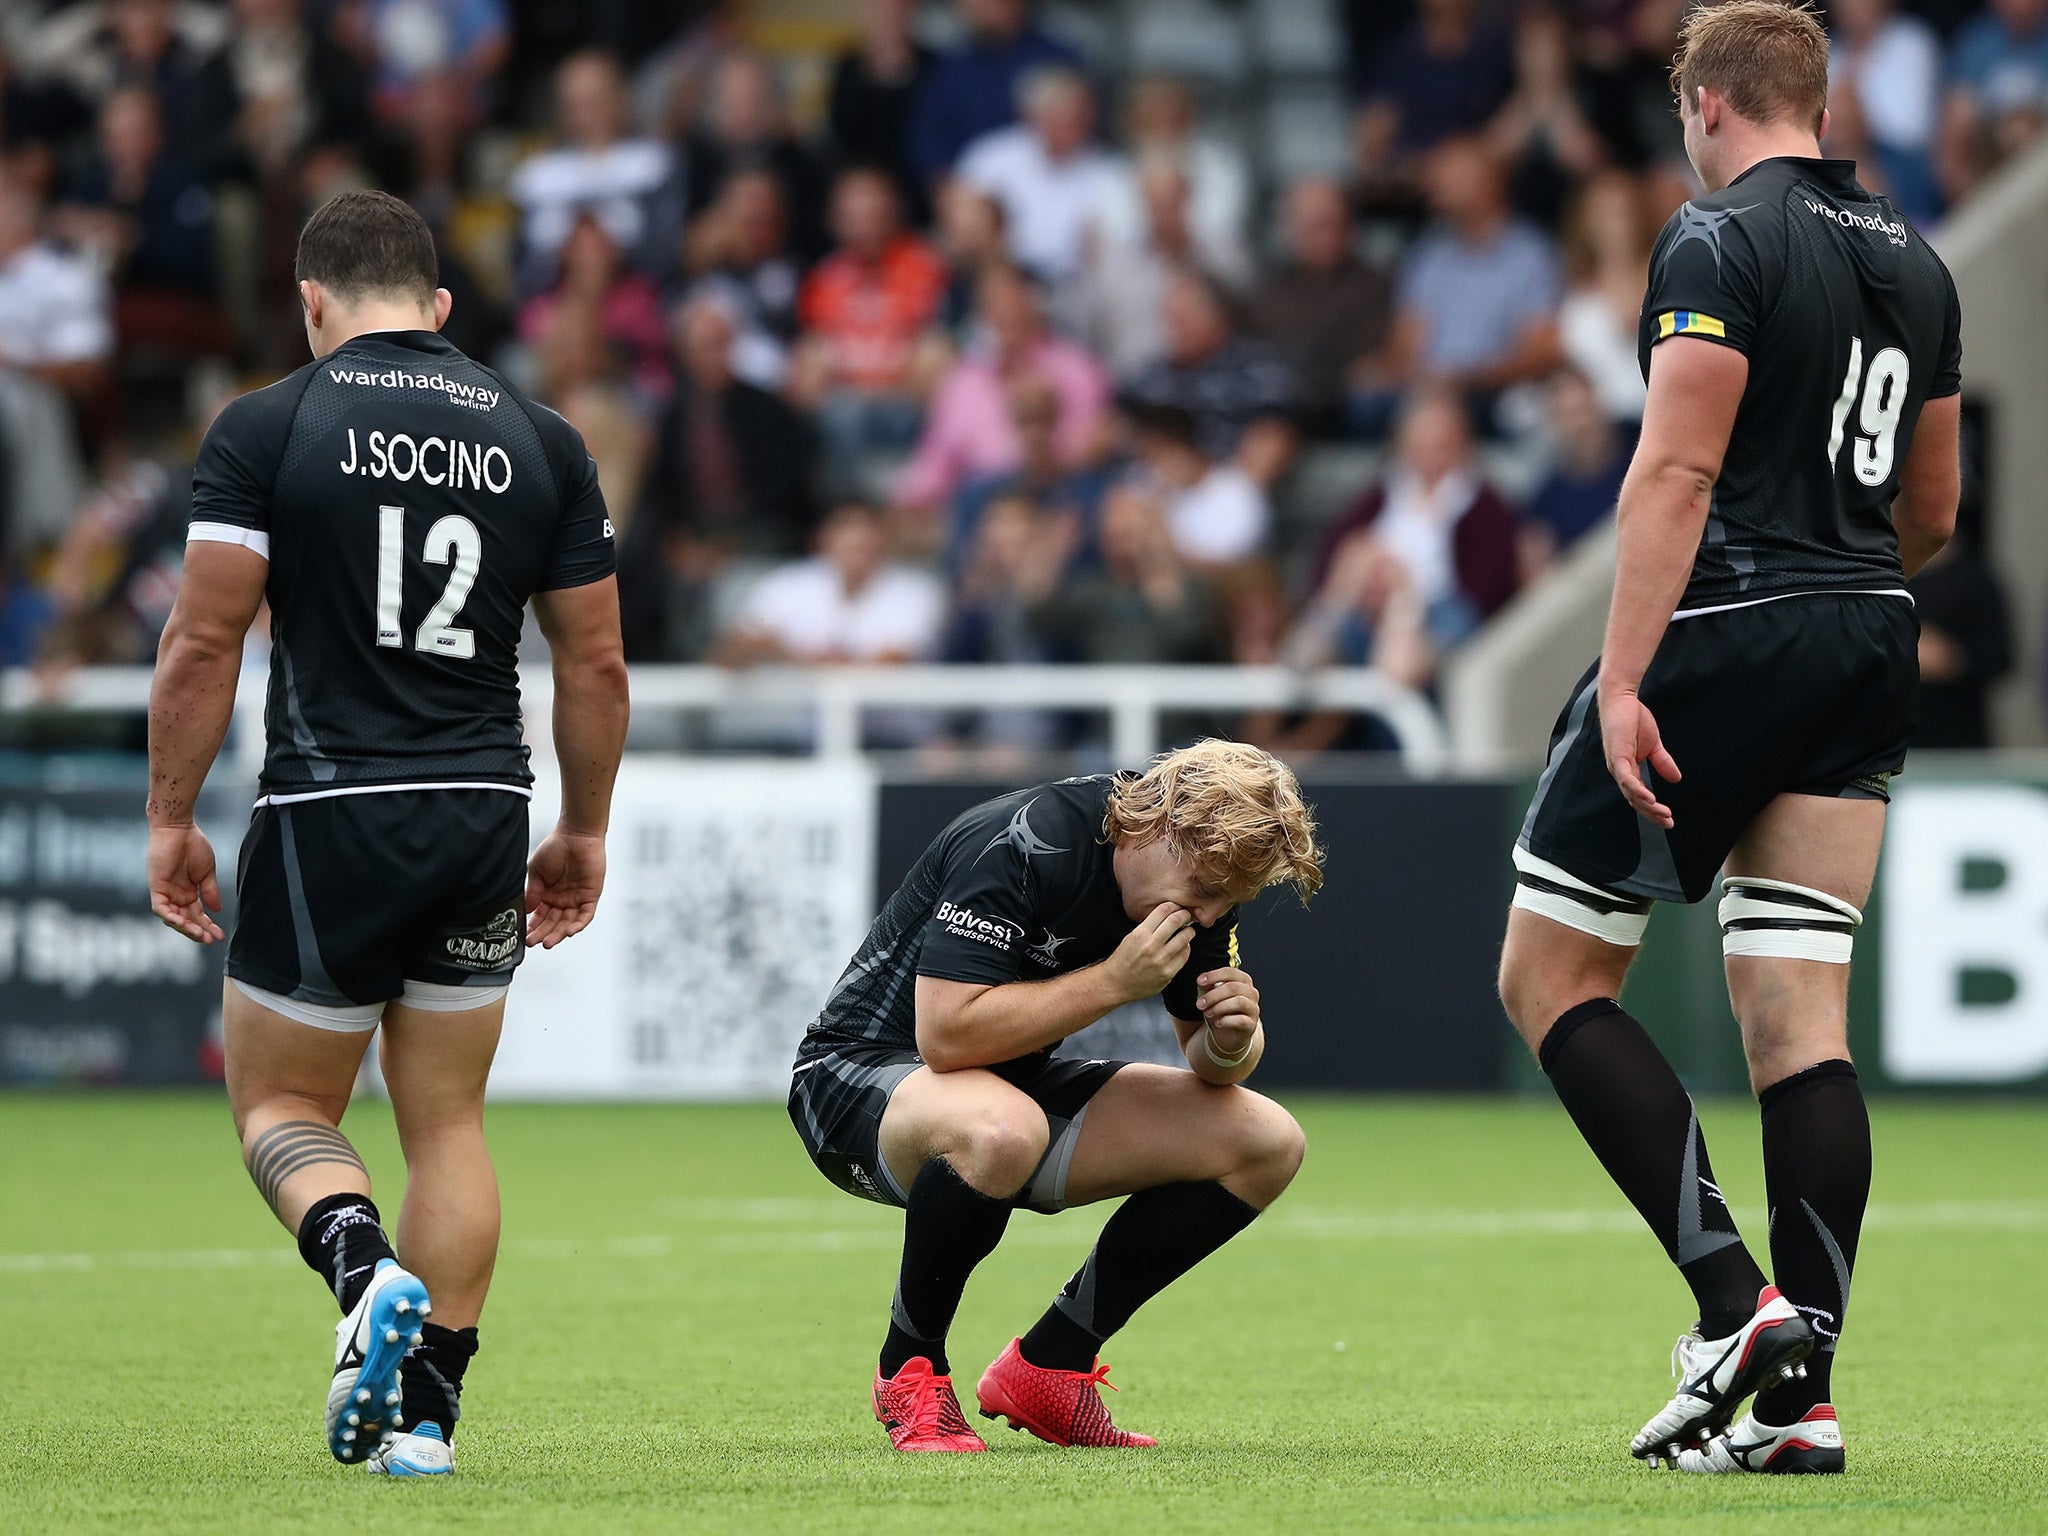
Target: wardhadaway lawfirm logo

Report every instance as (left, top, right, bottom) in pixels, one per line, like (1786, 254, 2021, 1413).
(326, 366, 500, 412)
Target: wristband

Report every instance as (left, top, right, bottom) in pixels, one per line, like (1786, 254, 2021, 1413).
(1202, 1024, 1254, 1069)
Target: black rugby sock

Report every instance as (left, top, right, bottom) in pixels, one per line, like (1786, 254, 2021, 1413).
(1539, 999, 1768, 1338)
(880, 1157, 1013, 1378)
(296, 1193, 399, 1315)
(1020, 1181, 1259, 1372)
(400, 1322, 479, 1441)
(1751, 1060, 1869, 1422)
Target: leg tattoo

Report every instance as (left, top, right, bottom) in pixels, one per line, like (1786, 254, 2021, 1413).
(247, 1119, 367, 1216)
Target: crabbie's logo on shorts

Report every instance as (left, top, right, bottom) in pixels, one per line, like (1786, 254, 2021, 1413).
(935, 901, 1021, 951)
(445, 908, 520, 969)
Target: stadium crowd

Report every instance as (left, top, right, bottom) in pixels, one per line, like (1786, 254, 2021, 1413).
(0, 0, 2026, 749)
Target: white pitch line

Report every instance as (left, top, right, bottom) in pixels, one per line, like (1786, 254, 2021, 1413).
(2, 1200, 2040, 1277)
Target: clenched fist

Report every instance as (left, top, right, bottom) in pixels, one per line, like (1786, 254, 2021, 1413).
(1103, 902, 1196, 1004)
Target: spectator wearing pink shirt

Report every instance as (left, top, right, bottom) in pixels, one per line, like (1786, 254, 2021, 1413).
(516, 212, 669, 398)
(896, 260, 1108, 524)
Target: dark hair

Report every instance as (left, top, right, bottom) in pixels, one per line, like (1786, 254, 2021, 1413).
(294, 189, 440, 306)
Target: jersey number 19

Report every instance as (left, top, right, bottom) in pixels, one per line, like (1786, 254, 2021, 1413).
(375, 504, 481, 659)
(1827, 337, 1910, 487)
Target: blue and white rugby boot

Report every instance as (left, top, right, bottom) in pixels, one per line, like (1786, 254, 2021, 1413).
(367, 1422, 454, 1477)
(327, 1258, 431, 1463)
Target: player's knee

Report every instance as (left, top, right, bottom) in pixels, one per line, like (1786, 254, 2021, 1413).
(954, 1106, 1049, 1197)
(1233, 1094, 1306, 1202)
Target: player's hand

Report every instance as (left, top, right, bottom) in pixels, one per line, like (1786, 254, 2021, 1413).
(525, 827, 607, 949)
(1105, 903, 1196, 1003)
(1196, 966, 1260, 1058)
(1599, 688, 1680, 830)
(147, 824, 224, 944)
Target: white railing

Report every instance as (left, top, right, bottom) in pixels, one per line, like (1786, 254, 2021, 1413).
(3, 662, 1448, 775)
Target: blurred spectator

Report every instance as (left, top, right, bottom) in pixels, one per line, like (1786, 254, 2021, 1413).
(0, 48, 93, 199)
(1827, 0, 1943, 226)
(948, 373, 1113, 575)
(897, 261, 1109, 519)
(826, 0, 935, 214)
(1027, 482, 1226, 664)
(1128, 404, 1271, 569)
(943, 489, 1070, 665)
(0, 184, 115, 403)
(342, 0, 512, 205)
(1939, 0, 2048, 206)
(1354, 0, 1514, 189)
(195, 0, 331, 186)
(789, 168, 948, 481)
(1518, 366, 1628, 584)
(26, 0, 224, 163)
(683, 166, 803, 389)
(636, 0, 746, 142)
(1487, 3, 1607, 227)
(1121, 268, 1297, 489)
(1907, 540, 2011, 748)
(509, 50, 677, 295)
(1361, 136, 1561, 437)
(619, 297, 816, 661)
(1300, 390, 1517, 687)
(956, 66, 1120, 285)
(933, 183, 1009, 336)
(718, 499, 945, 665)
(685, 52, 828, 261)
(1097, 76, 1252, 274)
(1556, 169, 1649, 424)
(555, 378, 651, 540)
(1078, 155, 1249, 378)
(1245, 176, 1393, 434)
(909, 0, 1083, 183)
(517, 213, 669, 399)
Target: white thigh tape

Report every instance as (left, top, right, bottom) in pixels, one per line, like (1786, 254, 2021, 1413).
(1511, 846, 1652, 947)
(1718, 877, 1862, 963)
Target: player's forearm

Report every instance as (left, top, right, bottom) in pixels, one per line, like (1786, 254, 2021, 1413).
(550, 654, 629, 836)
(146, 622, 240, 827)
(1599, 459, 1715, 698)
(916, 965, 1128, 1072)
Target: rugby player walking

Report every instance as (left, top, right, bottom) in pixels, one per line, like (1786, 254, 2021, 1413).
(146, 192, 627, 1474)
(790, 740, 1321, 1451)
(1497, 3, 1961, 1474)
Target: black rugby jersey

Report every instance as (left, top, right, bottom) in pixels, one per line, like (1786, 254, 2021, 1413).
(797, 775, 1237, 1066)
(1637, 157, 1961, 613)
(188, 329, 615, 795)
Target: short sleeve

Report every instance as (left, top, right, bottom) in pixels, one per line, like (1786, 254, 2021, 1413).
(915, 838, 1034, 988)
(1928, 260, 1962, 399)
(1643, 202, 1766, 357)
(538, 424, 617, 591)
(1161, 911, 1240, 1022)
(187, 387, 286, 559)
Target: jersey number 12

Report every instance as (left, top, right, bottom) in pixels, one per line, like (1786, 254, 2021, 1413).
(375, 504, 480, 659)
(1827, 336, 1910, 487)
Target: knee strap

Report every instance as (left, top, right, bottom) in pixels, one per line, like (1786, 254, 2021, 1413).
(1719, 877, 1862, 963)
(1511, 845, 1652, 947)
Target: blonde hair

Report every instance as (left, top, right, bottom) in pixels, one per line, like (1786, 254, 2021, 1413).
(1672, 1, 1829, 134)
(1103, 740, 1324, 903)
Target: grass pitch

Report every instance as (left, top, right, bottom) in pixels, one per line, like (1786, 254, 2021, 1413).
(3, 1093, 2044, 1535)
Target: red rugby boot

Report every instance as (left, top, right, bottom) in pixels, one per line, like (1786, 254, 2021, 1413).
(974, 1338, 1158, 1448)
(872, 1357, 987, 1452)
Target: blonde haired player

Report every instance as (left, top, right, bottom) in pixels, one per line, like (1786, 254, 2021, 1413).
(789, 740, 1322, 1451)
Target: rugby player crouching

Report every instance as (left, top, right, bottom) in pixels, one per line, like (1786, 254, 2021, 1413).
(789, 740, 1323, 1451)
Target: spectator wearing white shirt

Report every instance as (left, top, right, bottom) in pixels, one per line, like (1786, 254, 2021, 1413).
(1129, 403, 1268, 569)
(509, 50, 676, 295)
(955, 66, 1122, 285)
(1095, 75, 1252, 279)
(0, 185, 114, 384)
(719, 500, 945, 665)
